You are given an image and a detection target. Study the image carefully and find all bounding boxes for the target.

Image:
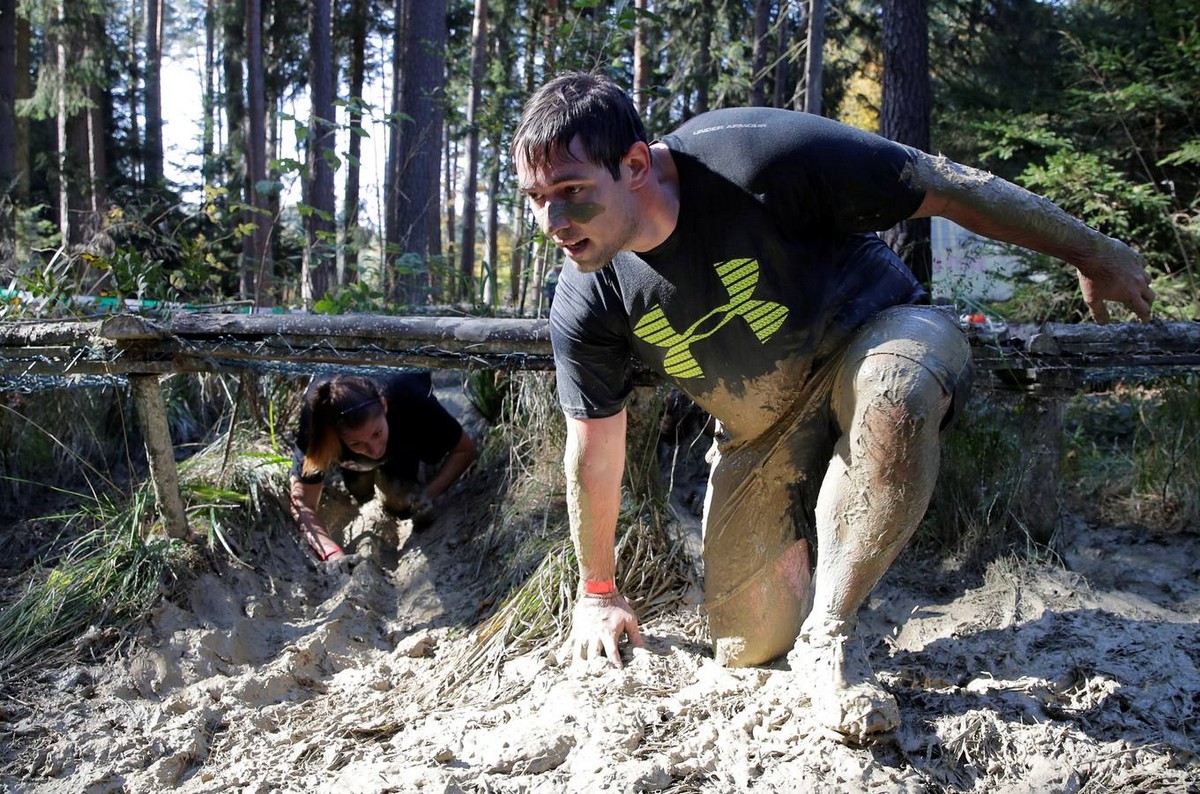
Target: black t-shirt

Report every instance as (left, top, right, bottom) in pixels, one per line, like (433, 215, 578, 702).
(549, 107, 926, 442)
(290, 371, 464, 485)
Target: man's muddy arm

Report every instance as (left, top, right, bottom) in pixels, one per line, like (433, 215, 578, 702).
(561, 410, 643, 667)
(906, 151, 1155, 322)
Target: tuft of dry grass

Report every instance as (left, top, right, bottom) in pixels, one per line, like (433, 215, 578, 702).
(425, 375, 695, 706)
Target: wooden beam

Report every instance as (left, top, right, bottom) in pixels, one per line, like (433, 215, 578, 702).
(1, 313, 1198, 386)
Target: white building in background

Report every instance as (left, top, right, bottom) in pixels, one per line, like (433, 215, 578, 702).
(931, 217, 1021, 304)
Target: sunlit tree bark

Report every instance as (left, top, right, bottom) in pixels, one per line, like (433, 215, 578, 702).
(881, 0, 931, 291)
(385, 0, 445, 306)
(0, 0, 16, 192)
(143, 0, 163, 188)
(341, 0, 367, 286)
(0, 0, 15, 254)
(222, 0, 249, 294)
(202, 0, 215, 190)
(302, 0, 335, 305)
(805, 0, 825, 115)
(459, 0, 487, 303)
(632, 0, 650, 117)
(751, 0, 770, 107)
(245, 0, 273, 304)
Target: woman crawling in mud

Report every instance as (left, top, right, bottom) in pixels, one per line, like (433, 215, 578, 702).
(288, 371, 476, 566)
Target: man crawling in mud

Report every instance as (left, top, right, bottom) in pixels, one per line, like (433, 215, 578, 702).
(511, 72, 1155, 743)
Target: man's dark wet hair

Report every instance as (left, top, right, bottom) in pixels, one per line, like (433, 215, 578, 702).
(511, 71, 648, 181)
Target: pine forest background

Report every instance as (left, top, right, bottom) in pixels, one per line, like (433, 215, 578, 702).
(0, 0, 1197, 322)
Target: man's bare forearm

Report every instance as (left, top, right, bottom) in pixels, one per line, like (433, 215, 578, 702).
(564, 411, 627, 587)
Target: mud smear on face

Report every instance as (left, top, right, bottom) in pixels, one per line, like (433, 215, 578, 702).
(563, 201, 604, 224)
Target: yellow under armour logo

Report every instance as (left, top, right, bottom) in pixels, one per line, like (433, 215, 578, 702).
(633, 258, 788, 378)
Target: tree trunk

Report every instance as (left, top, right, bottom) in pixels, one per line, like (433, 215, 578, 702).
(511, 8, 536, 309)
(56, 0, 84, 247)
(773, 9, 790, 109)
(0, 0, 14, 257)
(85, 10, 107, 227)
(484, 152, 499, 306)
(303, 0, 335, 306)
(443, 127, 456, 297)
(143, 0, 164, 189)
(881, 0, 932, 292)
(541, 0, 558, 74)
(245, 0, 273, 305)
(459, 0, 487, 304)
(386, 0, 445, 306)
(223, 0, 248, 295)
(263, 7, 283, 299)
(751, 0, 770, 107)
(202, 0, 215, 189)
(0, 0, 15, 190)
(633, 0, 650, 118)
(13, 5, 28, 203)
(804, 0, 825, 115)
(694, 1, 713, 115)
(127, 3, 141, 186)
(341, 0, 367, 286)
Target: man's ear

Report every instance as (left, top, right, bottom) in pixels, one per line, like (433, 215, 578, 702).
(623, 141, 653, 189)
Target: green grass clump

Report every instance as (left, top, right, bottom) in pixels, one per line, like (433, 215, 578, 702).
(0, 486, 191, 680)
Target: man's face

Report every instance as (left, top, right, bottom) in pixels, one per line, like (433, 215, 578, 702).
(516, 136, 639, 273)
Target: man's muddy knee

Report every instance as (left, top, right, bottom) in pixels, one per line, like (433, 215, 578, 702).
(706, 540, 812, 667)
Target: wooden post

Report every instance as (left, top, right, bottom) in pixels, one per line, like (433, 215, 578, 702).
(130, 375, 189, 539)
(1015, 391, 1065, 545)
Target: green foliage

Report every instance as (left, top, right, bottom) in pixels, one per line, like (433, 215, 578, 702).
(0, 485, 190, 679)
(933, 0, 1200, 321)
(312, 280, 392, 315)
(464, 369, 511, 425)
(1, 187, 262, 318)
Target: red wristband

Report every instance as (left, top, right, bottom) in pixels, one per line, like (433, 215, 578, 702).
(584, 579, 615, 596)
(319, 545, 343, 562)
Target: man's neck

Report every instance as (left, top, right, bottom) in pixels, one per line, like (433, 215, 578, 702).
(629, 143, 681, 255)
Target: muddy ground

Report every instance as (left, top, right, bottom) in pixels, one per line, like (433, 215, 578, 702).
(0, 384, 1197, 793)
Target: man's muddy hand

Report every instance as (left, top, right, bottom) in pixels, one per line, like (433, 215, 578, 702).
(1078, 238, 1155, 323)
(560, 591, 644, 669)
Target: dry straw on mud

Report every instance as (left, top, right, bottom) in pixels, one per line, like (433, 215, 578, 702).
(426, 373, 695, 706)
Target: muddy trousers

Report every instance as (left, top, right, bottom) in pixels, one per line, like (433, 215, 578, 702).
(702, 305, 973, 667)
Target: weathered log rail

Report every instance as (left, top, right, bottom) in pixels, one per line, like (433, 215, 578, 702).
(1, 313, 1198, 540)
(3, 313, 1198, 388)
(0, 313, 556, 379)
